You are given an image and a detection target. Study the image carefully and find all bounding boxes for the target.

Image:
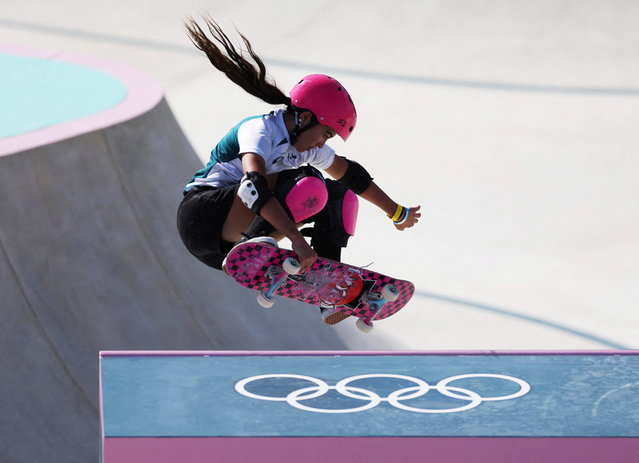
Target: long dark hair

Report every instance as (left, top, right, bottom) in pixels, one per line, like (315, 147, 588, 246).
(184, 16, 292, 106)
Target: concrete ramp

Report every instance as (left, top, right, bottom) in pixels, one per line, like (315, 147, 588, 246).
(0, 49, 364, 463)
(100, 351, 639, 462)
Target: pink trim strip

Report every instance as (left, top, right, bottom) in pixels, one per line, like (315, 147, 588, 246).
(0, 44, 163, 156)
(103, 436, 639, 463)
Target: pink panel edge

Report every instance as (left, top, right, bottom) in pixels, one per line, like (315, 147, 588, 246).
(102, 436, 639, 463)
(0, 43, 164, 156)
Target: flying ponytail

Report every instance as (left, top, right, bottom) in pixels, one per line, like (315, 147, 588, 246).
(184, 16, 291, 106)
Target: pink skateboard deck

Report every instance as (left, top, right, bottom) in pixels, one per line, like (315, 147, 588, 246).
(225, 241, 414, 327)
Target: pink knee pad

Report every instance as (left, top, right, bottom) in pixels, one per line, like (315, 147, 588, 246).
(342, 189, 359, 236)
(285, 176, 328, 223)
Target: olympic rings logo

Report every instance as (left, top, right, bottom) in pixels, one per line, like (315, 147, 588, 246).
(235, 373, 530, 414)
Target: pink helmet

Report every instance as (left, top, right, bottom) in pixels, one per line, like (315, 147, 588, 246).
(289, 74, 357, 141)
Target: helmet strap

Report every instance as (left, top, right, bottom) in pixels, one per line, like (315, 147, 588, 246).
(290, 108, 319, 145)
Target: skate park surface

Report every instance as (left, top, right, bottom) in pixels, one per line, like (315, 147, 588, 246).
(1, 1, 638, 462)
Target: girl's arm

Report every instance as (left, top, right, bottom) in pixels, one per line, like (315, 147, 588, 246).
(241, 153, 318, 271)
(325, 155, 421, 230)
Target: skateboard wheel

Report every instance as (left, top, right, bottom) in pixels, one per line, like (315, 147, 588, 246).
(257, 291, 275, 308)
(381, 284, 399, 302)
(282, 257, 301, 275)
(356, 317, 374, 333)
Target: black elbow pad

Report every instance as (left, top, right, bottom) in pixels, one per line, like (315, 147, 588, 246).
(338, 157, 373, 194)
(237, 171, 273, 215)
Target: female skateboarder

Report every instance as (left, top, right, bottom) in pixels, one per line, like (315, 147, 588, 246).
(177, 17, 420, 323)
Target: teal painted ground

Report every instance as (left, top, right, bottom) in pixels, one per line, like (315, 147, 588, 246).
(101, 353, 639, 438)
(0, 53, 126, 138)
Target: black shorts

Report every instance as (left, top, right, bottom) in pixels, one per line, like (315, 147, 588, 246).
(177, 185, 239, 270)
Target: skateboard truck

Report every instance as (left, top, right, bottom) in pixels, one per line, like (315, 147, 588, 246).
(355, 284, 399, 333)
(257, 258, 301, 308)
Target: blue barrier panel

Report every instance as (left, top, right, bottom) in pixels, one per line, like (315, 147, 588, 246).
(100, 351, 639, 462)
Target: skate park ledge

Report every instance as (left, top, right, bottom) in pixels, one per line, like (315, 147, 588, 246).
(100, 350, 639, 463)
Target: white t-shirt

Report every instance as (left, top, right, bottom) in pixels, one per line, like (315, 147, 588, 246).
(185, 109, 335, 190)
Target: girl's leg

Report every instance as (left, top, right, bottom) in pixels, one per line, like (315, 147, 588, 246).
(306, 180, 359, 261)
(220, 172, 279, 243)
(218, 168, 359, 263)
(220, 194, 259, 243)
(224, 167, 329, 243)
(177, 185, 239, 270)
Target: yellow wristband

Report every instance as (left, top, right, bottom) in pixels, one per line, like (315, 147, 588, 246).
(388, 204, 404, 222)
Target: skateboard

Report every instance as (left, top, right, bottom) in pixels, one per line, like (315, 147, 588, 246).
(224, 241, 414, 332)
